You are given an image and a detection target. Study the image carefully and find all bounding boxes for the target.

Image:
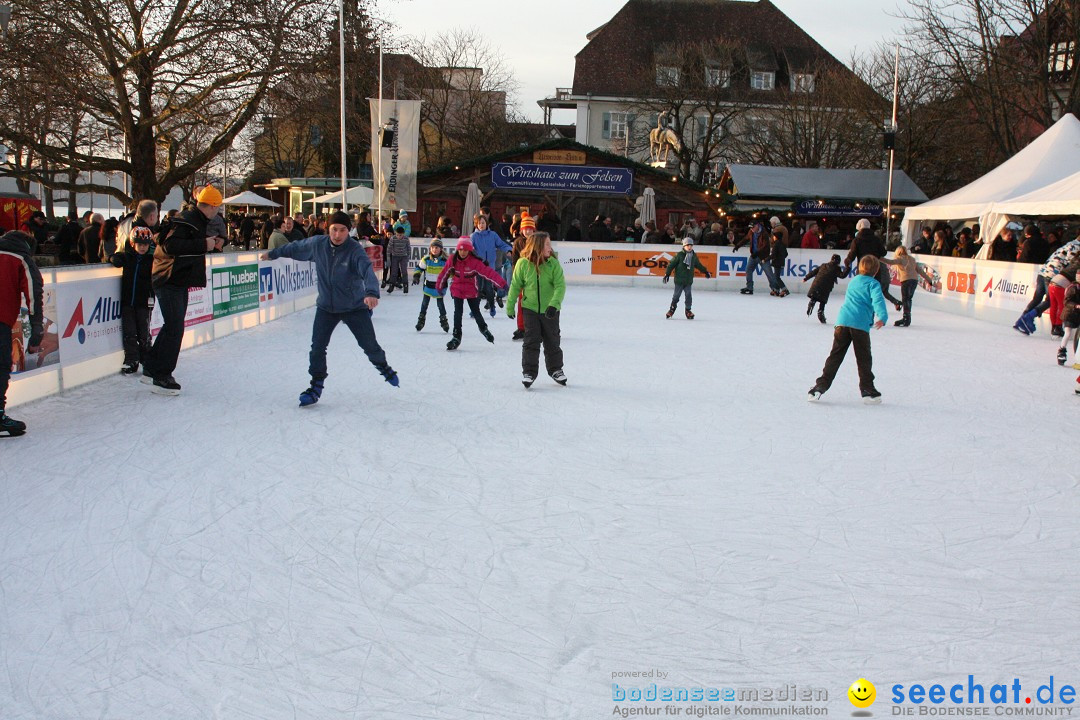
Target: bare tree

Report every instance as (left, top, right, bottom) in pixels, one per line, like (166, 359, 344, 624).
(0, 0, 348, 206)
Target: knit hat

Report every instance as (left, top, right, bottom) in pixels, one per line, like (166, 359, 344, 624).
(831, 254, 841, 264)
(398, 211, 408, 219)
(196, 185, 223, 207)
(856, 218, 871, 231)
(328, 211, 352, 229)
(393, 223, 405, 234)
(682, 237, 694, 246)
(430, 238, 444, 248)
(455, 238, 474, 252)
(770, 216, 781, 227)
(520, 212, 536, 231)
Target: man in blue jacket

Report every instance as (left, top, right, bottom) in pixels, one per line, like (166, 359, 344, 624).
(262, 211, 399, 406)
(470, 213, 512, 315)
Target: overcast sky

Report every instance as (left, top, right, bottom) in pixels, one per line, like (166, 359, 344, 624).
(375, 0, 912, 122)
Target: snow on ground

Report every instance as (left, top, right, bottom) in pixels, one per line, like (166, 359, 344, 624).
(0, 284, 1076, 719)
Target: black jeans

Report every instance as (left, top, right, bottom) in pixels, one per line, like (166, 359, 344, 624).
(452, 297, 488, 335)
(308, 306, 387, 380)
(1024, 275, 1050, 316)
(815, 326, 876, 395)
(0, 320, 10, 411)
(521, 308, 563, 376)
(145, 284, 188, 379)
(876, 265, 903, 307)
(900, 279, 918, 320)
(419, 295, 447, 317)
(121, 305, 151, 366)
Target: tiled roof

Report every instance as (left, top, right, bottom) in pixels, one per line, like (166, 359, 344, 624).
(572, 0, 851, 97)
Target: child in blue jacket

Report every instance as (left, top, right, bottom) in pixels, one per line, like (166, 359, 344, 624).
(412, 238, 449, 332)
(808, 255, 888, 404)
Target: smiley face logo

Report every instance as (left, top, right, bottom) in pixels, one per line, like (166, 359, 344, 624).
(848, 678, 876, 708)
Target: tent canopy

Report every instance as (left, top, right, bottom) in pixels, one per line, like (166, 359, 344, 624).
(307, 186, 373, 206)
(725, 164, 928, 205)
(222, 191, 280, 208)
(902, 113, 1080, 242)
(987, 168, 1080, 218)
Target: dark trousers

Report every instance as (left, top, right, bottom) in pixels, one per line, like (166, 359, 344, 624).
(452, 297, 488, 335)
(477, 278, 496, 308)
(900, 279, 918, 320)
(145, 284, 188, 379)
(522, 308, 563, 376)
(876, 265, 903, 307)
(308, 306, 387, 380)
(121, 305, 151, 367)
(670, 283, 692, 309)
(389, 255, 409, 287)
(815, 326, 877, 395)
(419, 295, 447, 317)
(0, 320, 10, 411)
(1024, 275, 1050, 316)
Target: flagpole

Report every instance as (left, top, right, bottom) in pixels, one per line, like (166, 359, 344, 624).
(885, 44, 899, 243)
(338, 0, 347, 199)
(377, 41, 383, 227)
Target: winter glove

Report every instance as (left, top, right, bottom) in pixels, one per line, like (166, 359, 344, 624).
(705, 271, 711, 278)
(662, 276, 669, 284)
(545, 306, 557, 319)
(506, 307, 515, 319)
(411, 273, 420, 285)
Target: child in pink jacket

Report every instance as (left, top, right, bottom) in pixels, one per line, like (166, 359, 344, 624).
(436, 238, 508, 351)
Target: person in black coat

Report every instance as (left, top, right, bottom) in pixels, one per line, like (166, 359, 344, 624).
(843, 219, 902, 309)
(55, 213, 84, 264)
(990, 226, 1019, 262)
(1017, 224, 1049, 265)
(78, 214, 104, 263)
(109, 233, 155, 374)
(565, 219, 582, 242)
(587, 215, 613, 243)
(803, 254, 845, 323)
(768, 229, 789, 296)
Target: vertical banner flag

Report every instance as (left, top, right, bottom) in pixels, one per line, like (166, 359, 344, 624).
(369, 99, 421, 212)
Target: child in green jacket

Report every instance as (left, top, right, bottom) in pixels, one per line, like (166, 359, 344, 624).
(506, 231, 567, 388)
(663, 237, 711, 319)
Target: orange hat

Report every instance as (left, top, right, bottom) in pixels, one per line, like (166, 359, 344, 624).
(196, 185, 223, 207)
(520, 211, 536, 231)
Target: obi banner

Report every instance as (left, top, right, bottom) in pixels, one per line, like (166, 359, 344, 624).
(369, 99, 421, 212)
(491, 163, 634, 194)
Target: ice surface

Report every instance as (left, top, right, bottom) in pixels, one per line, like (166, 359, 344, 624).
(0, 285, 1076, 719)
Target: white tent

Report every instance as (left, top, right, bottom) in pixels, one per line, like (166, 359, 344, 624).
(983, 168, 1080, 240)
(901, 113, 1080, 245)
(307, 186, 374, 207)
(222, 191, 280, 208)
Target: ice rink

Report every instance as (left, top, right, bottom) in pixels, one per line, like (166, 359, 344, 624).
(1, 284, 1076, 719)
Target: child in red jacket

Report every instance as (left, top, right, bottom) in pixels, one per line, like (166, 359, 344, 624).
(436, 238, 508, 351)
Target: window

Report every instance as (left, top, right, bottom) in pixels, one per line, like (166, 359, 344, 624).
(750, 71, 775, 90)
(705, 67, 730, 88)
(790, 73, 815, 93)
(1050, 41, 1075, 73)
(602, 111, 629, 140)
(656, 65, 680, 87)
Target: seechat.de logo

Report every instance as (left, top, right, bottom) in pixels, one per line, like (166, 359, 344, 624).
(849, 678, 876, 711)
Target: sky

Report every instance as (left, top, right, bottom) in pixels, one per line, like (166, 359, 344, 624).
(376, 0, 911, 123)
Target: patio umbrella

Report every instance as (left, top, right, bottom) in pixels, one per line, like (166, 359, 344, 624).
(307, 186, 374, 207)
(462, 182, 482, 234)
(221, 190, 280, 209)
(639, 187, 656, 237)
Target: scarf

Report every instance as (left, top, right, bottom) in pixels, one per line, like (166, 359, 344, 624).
(683, 249, 693, 268)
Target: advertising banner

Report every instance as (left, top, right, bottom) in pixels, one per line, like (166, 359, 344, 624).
(796, 200, 883, 218)
(211, 263, 260, 318)
(591, 248, 718, 277)
(56, 275, 123, 364)
(10, 284, 60, 378)
(491, 163, 634, 194)
(259, 258, 318, 308)
(150, 276, 213, 336)
(911, 254, 1037, 314)
(369, 99, 421, 212)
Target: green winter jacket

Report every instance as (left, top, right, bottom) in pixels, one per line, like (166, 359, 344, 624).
(664, 249, 709, 285)
(508, 255, 566, 314)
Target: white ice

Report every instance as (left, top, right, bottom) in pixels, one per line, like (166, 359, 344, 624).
(1, 285, 1076, 719)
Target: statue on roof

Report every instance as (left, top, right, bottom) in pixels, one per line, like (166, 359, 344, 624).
(650, 112, 681, 166)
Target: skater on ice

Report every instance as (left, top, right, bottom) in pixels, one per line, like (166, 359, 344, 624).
(506, 231, 566, 388)
(261, 210, 398, 406)
(842, 218, 903, 311)
(509, 211, 536, 340)
(436, 238, 508, 351)
(881, 245, 935, 327)
(412, 238, 450, 333)
(662, 237, 710, 319)
(0, 231, 43, 437)
(803, 253, 844, 323)
(808, 255, 888, 405)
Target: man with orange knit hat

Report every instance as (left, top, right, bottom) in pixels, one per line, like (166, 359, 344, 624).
(509, 211, 537, 340)
(143, 184, 225, 395)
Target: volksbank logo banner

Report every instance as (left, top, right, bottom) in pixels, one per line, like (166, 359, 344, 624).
(258, 258, 318, 308)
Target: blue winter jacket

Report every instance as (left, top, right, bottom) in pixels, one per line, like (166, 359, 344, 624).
(835, 274, 888, 332)
(470, 228, 511, 268)
(268, 235, 380, 313)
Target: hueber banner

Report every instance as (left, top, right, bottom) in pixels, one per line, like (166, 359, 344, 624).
(369, 99, 421, 212)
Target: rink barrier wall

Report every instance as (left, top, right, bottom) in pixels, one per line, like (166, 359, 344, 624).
(411, 240, 1038, 326)
(8, 243, 1041, 408)
(8, 253, 318, 409)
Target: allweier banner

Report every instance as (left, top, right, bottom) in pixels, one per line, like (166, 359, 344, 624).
(369, 99, 421, 212)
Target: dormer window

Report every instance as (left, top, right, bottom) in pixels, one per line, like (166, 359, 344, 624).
(656, 65, 680, 87)
(706, 67, 731, 88)
(790, 73, 815, 92)
(750, 71, 775, 90)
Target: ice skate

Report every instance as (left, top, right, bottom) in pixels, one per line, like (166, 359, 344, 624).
(377, 364, 399, 387)
(666, 305, 675, 319)
(550, 369, 567, 386)
(447, 331, 461, 351)
(817, 309, 827, 324)
(439, 314, 449, 333)
(522, 372, 535, 389)
(415, 313, 426, 332)
(862, 390, 882, 405)
(299, 377, 324, 406)
(685, 309, 695, 320)
(807, 387, 822, 402)
(0, 411, 26, 437)
(151, 376, 181, 396)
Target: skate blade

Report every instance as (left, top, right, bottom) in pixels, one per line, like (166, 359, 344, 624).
(150, 386, 181, 397)
(862, 396, 882, 405)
